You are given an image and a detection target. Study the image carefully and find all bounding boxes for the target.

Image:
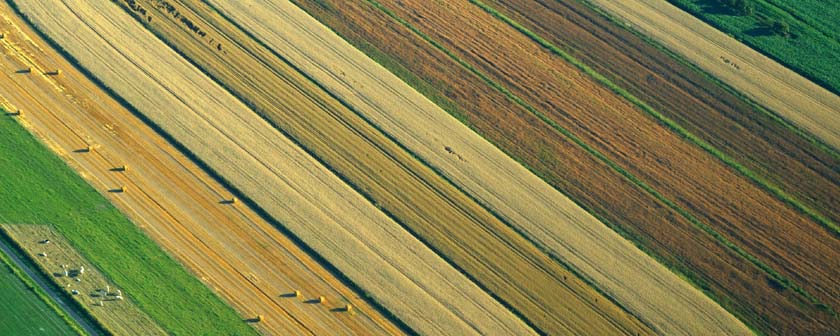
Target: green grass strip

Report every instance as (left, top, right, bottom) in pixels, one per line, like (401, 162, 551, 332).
(362, 0, 834, 318)
(0, 243, 86, 336)
(471, 0, 839, 238)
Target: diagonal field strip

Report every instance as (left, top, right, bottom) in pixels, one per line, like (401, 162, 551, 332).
(363, 0, 833, 318)
(204, 0, 752, 334)
(469, 0, 839, 240)
(111, 0, 651, 334)
(0, 230, 86, 336)
(471, 0, 837, 308)
(10, 0, 534, 335)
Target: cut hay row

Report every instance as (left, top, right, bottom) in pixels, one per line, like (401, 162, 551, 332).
(587, 0, 840, 151)
(205, 0, 751, 334)
(0, 4, 404, 333)
(109, 0, 649, 334)
(11, 0, 532, 335)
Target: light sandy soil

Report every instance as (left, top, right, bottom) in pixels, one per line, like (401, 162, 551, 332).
(1, 225, 166, 336)
(206, 0, 752, 335)
(588, 0, 840, 150)
(9, 0, 534, 335)
(0, 3, 404, 335)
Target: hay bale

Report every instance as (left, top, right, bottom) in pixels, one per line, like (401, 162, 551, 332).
(317, 296, 325, 304)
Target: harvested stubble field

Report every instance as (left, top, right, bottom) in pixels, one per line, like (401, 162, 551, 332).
(291, 0, 839, 334)
(205, 0, 750, 335)
(588, 0, 840, 151)
(12, 0, 535, 335)
(111, 0, 657, 335)
(0, 2, 404, 335)
(0, 37, 256, 335)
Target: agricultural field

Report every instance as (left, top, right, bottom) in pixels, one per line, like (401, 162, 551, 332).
(290, 0, 838, 334)
(0, 247, 78, 336)
(0, 108, 254, 335)
(665, 0, 840, 94)
(0, 0, 836, 335)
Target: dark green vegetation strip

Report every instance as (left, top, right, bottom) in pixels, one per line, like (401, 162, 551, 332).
(0, 247, 82, 336)
(361, 0, 834, 319)
(0, 115, 256, 336)
(665, 0, 840, 95)
(472, 0, 839, 239)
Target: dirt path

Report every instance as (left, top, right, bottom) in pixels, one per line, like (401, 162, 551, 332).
(205, 0, 752, 334)
(587, 0, 840, 150)
(8, 0, 534, 335)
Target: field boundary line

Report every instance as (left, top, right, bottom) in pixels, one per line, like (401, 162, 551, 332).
(361, 0, 834, 323)
(471, 0, 839, 239)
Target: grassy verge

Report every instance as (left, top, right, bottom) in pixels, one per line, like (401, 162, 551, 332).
(0, 113, 256, 335)
(664, 0, 840, 95)
(0, 245, 84, 336)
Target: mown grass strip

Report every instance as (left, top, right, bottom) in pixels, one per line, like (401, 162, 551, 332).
(471, 0, 839, 240)
(362, 0, 833, 319)
(0, 241, 85, 336)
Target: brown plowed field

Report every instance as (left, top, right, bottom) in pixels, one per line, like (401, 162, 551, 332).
(110, 0, 652, 334)
(289, 0, 839, 334)
(484, 0, 840, 228)
(0, 2, 403, 335)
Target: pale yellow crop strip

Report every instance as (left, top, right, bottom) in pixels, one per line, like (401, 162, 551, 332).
(12, 0, 534, 335)
(206, 0, 753, 334)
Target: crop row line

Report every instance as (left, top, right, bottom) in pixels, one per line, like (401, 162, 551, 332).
(362, 0, 833, 324)
(473, 0, 837, 315)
